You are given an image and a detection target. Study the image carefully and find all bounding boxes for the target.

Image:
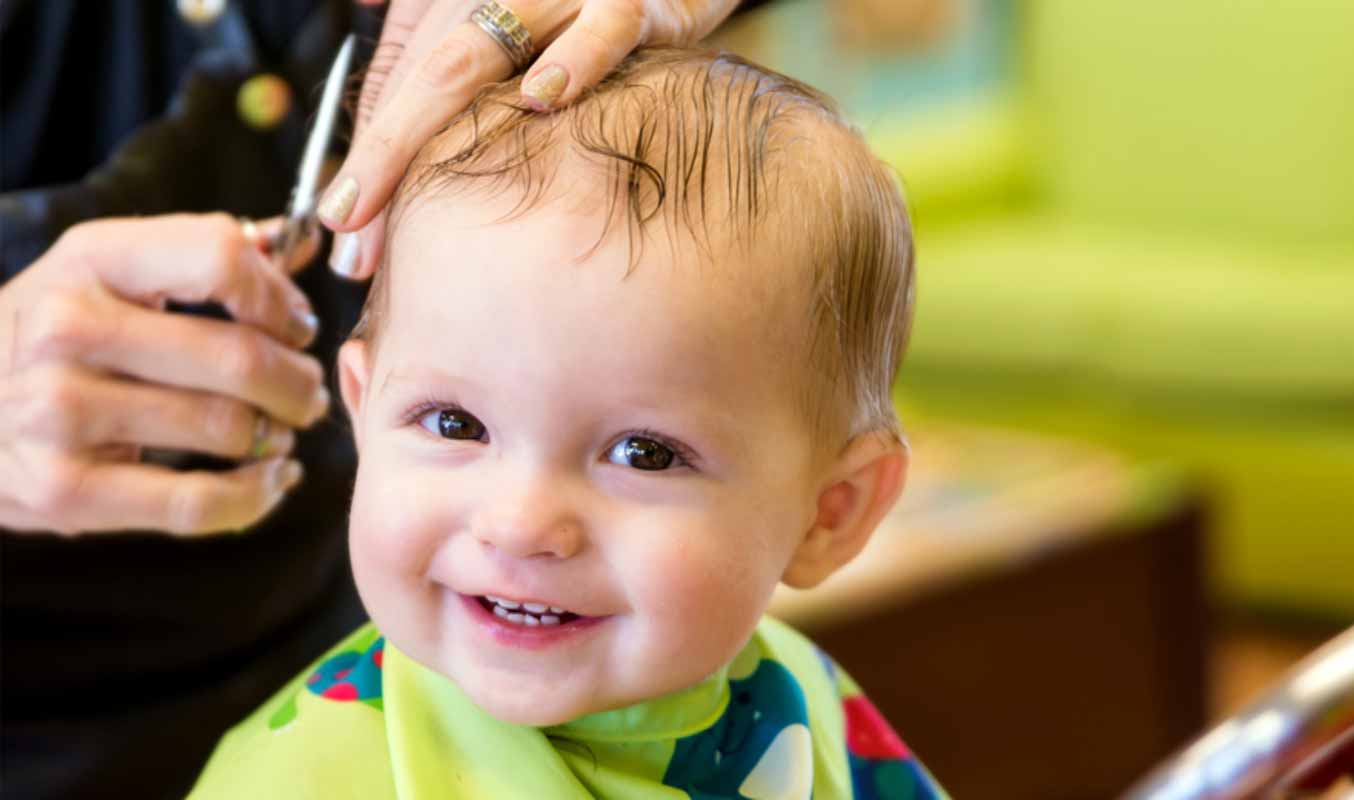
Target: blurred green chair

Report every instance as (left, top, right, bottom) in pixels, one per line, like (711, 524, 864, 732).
(878, 0, 1354, 615)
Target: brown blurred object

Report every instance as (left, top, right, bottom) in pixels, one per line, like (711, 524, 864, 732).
(1302, 776, 1354, 800)
(1126, 622, 1354, 800)
(1212, 621, 1343, 722)
(1290, 772, 1354, 799)
(830, 0, 964, 51)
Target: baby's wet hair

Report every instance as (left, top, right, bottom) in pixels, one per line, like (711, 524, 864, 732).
(353, 47, 914, 447)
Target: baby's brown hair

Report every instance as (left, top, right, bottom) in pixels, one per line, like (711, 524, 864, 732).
(353, 47, 914, 447)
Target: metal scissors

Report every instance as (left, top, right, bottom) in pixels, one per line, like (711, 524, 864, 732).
(269, 33, 356, 266)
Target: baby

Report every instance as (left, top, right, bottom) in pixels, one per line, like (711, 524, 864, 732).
(192, 48, 944, 799)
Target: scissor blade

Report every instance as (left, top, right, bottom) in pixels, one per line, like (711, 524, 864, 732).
(291, 33, 356, 220)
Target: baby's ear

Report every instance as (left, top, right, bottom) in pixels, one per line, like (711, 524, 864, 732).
(782, 432, 908, 589)
(337, 339, 372, 451)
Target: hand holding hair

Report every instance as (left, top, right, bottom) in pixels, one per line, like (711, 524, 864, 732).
(322, 0, 742, 281)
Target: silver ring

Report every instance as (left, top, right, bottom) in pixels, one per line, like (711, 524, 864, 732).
(238, 216, 262, 246)
(470, 1, 534, 72)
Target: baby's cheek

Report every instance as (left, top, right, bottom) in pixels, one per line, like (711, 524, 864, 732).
(349, 463, 450, 576)
(636, 525, 778, 653)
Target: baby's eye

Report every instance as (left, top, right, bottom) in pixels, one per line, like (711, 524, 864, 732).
(606, 435, 678, 471)
(418, 408, 488, 442)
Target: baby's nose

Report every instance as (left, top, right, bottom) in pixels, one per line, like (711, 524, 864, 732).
(470, 474, 585, 560)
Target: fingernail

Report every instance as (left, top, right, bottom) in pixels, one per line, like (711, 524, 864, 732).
(309, 385, 331, 422)
(318, 175, 359, 226)
(522, 65, 568, 111)
(288, 307, 320, 346)
(254, 422, 295, 458)
(330, 233, 359, 278)
(277, 459, 304, 491)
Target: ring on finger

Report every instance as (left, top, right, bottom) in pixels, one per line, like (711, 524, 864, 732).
(470, 1, 535, 72)
(238, 216, 262, 245)
(248, 412, 272, 459)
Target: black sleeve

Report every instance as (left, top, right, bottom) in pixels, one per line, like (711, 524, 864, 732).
(0, 0, 355, 281)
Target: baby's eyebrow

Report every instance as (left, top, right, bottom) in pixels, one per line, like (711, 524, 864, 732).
(376, 369, 408, 396)
(377, 367, 443, 396)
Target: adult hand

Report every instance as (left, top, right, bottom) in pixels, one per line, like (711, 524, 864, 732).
(322, 0, 741, 280)
(0, 214, 329, 536)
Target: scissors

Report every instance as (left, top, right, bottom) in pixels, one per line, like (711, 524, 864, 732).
(269, 33, 356, 266)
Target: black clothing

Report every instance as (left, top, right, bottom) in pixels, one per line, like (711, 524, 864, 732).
(1, 3, 371, 797)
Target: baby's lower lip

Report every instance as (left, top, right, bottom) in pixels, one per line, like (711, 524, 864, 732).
(457, 593, 607, 650)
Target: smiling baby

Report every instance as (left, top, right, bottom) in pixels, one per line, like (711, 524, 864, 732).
(191, 47, 944, 800)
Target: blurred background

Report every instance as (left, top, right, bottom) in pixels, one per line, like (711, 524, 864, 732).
(712, 0, 1354, 797)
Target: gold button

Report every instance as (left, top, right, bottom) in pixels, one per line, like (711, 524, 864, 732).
(177, 0, 226, 26)
(237, 74, 293, 131)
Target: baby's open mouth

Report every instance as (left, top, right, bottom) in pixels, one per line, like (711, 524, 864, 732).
(477, 595, 581, 627)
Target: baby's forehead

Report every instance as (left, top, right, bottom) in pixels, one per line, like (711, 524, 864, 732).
(379, 196, 814, 429)
(391, 186, 807, 325)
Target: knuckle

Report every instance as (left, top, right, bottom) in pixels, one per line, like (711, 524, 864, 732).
(363, 128, 398, 162)
(54, 221, 94, 259)
(27, 367, 85, 442)
(26, 456, 83, 521)
(205, 219, 248, 286)
(200, 396, 254, 453)
(576, 21, 614, 52)
(220, 331, 268, 384)
(203, 212, 242, 243)
(416, 35, 477, 90)
(611, 0, 645, 22)
(53, 218, 117, 265)
(26, 293, 91, 359)
(299, 354, 324, 388)
(165, 478, 213, 534)
(645, 1, 694, 43)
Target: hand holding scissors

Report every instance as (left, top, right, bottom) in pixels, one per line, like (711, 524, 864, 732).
(0, 39, 357, 537)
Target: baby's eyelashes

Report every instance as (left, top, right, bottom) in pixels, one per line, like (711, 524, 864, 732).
(409, 406, 697, 472)
(418, 407, 489, 442)
(604, 434, 695, 472)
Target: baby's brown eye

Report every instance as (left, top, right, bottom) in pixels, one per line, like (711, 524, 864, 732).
(418, 408, 487, 442)
(607, 436, 675, 471)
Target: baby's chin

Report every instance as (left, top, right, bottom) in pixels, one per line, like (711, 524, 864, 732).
(455, 668, 610, 727)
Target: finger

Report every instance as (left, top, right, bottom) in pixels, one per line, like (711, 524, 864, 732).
(70, 457, 304, 536)
(329, 209, 388, 282)
(336, 0, 463, 280)
(79, 304, 330, 429)
(355, 0, 443, 138)
(320, 1, 504, 233)
(35, 367, 297, 459)
(519, 0, 643, 112)
(70, 214, 319, 349)
(317, 0, 578, 234)
(252, 216, 324, 275)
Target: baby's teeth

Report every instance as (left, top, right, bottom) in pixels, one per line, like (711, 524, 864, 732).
(541, 615, 560, 626)
(506, 612, 525, 624)
(496, 598, 521, 610)
(523, 602, 548, 614)
(523, 615, 540, 626)
(493, 605, 509, 619)
(549, 606, 564, 614)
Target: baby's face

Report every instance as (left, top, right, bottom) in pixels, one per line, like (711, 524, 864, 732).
(340, 190, 827, 725)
